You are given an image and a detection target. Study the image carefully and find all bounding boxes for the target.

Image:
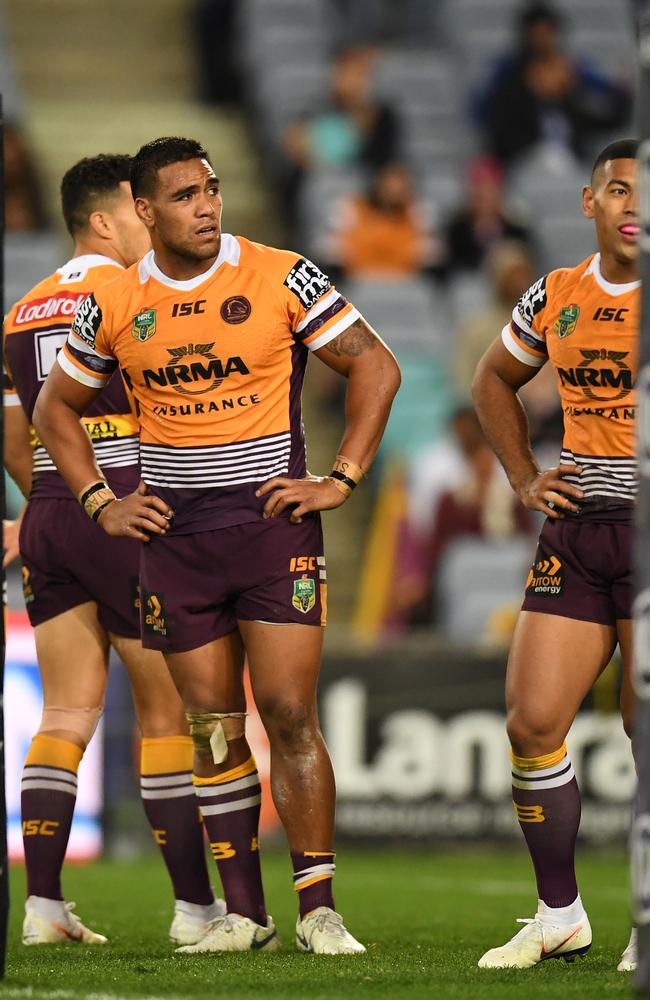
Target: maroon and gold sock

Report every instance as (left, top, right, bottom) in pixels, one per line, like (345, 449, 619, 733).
(511, 743, 581, 907)
(21, 734, 83, 899)
(194, 756, 267, 925)
(140, 736, 214, 906)
(291, 850, 336, 917)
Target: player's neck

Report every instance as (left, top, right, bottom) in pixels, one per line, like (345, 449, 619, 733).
(152, 241, 221, 282)
(597, 251, 638, 286)
(72, 238, 124, 267)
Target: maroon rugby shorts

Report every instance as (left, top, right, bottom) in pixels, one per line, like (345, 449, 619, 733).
(521, 509, 632, 625)
(138, 514, 327, 652)
(19, 497, 141, 637)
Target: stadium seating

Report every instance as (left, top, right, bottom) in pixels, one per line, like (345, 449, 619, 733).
(5, 233, 63, 306)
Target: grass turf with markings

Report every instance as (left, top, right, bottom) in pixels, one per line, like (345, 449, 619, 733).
(0, 848, 634, 1000)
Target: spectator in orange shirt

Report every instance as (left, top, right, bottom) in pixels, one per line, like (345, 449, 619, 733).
(326, 162, 434, 279)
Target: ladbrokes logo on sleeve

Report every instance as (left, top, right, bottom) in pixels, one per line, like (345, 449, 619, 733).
(71, 293, 102, 347)
(284, 258, 331, 310)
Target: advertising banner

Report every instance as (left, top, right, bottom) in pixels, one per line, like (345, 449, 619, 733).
(6, 611, 103, 861)
(320, 647, 634, 842)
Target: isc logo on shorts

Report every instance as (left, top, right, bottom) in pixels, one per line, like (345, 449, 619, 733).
(289, 555, 317, 572)
(526, 555, 563, 596)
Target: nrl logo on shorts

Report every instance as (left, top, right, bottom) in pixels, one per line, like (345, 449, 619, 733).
(553, 303, 580, 339)
(132, 308, 157, 342)
(292, 574, 316, 614)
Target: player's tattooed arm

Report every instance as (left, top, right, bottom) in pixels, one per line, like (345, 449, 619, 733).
(323, 318, 379, 358)
(260, 317, 400, 522)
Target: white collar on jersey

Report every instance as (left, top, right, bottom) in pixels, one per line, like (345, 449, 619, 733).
(586, 252, 640, 296)
(139, 234, 241, 290)
(56, 253, 123, 280)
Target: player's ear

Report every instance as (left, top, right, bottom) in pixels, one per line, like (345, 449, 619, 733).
(134, 197, 154, 227)
(87, 209, 113, 240)
(582, 184, 595, 220)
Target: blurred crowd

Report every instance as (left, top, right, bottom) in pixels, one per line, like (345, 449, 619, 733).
(192, 0, 632, 641)
(2, 0, 635, 641)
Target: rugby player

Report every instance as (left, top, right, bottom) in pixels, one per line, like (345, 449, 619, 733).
(472, 138, 639, 971)
(4, 154, 225, 947)
(33, 136, 401, 955)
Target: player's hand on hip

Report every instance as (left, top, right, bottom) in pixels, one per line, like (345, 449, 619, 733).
(3, 518, 22, 567)
(517, 464, 584, 519)
(256, 475, 346, 524)
(97, 482, 174, 541)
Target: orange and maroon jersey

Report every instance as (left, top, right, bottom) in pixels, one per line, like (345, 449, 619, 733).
(60, 235, 361, 532)
(4, 254, 140, 500)
(502, 253, 639, 508)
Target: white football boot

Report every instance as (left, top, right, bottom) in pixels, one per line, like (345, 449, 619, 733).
(617, 927, 637, 972)
(478, 912, 592, 969)
(169, 897, 227, 945)
(295, 907, 366, 955)
(22, 896, 107, 945)
(175, 912, 280, 953)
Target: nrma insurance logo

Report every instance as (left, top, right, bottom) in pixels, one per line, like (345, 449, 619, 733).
(5, 611, 103, 861)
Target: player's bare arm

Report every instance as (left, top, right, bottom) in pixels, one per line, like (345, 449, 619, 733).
(5, 402, 33, 499)
(33, 362, 172, 542)
(257, 317, 400, 522)
(472, 336, 583, 519)
(3, 405, 33, 566)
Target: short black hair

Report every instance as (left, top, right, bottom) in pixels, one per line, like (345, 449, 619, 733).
(592, 138, 639, 182)
(130, 136, 211, 198)
(60, 154, 132, 236)
(518, 2, 562, 34)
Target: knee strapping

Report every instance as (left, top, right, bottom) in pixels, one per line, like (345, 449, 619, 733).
(186, 712, 246, 764)
(39, 706, 103, 747)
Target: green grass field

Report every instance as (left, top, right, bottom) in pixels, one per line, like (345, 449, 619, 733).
(0, 848, 636, 1000)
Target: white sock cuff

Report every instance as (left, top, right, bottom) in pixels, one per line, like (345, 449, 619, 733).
(537, 894, 586, 926)
(26, 895, 66, 920)
(512, 754, 575, 791)
(175, 897, 218, 920)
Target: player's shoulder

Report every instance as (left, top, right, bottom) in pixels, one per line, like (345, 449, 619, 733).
(235, 235, 303, 277)
(72, 260, 143, 347)
(235, 236, 331, 310)
(516, 256, 594, 327)
(89, 259, 145, 318)
(5, 262, 91, 333)
(545, 255, 594, 298)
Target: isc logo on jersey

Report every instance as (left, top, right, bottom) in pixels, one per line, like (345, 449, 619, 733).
(283, 257, 331, 310)
(71, 293, 102, 347)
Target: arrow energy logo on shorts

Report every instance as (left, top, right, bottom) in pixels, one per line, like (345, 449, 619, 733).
(526, 555, 564, 596)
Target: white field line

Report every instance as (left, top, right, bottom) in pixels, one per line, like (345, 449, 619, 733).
(0, 989, 187, 1000)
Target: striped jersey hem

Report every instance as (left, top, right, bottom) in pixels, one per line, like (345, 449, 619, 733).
(33, 435, 140, 474)
(560, 448, 637, 502)
(140, 432, 291, 488)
